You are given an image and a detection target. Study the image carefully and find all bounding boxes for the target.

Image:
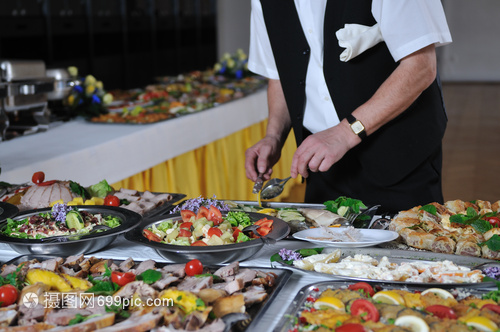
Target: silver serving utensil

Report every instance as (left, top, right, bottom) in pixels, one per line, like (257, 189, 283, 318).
(259, 176, 292, 200)
(252, 173, 264, 194)
(0, 207, 3, 216)
(242, 224, 276, 245)
(40, 224, 113, 243)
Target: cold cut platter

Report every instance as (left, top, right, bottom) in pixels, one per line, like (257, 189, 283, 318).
(0, 254, 292, 331)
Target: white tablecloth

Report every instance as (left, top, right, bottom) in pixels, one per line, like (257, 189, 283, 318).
(0, 237, 332, 331)
(0, 89, 268, 186)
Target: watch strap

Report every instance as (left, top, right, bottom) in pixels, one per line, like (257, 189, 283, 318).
(346, 114, 367, 140)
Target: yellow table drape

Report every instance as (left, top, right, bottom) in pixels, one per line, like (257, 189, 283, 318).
(112, 119, 306, 203)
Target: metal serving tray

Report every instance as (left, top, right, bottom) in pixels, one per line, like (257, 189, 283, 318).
(271, 246, 499, 288)
(4, 254, 293, 332)
(274, 280, 496, 332)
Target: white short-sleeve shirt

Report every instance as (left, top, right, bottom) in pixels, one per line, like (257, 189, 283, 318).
(248, 0, 452, 134)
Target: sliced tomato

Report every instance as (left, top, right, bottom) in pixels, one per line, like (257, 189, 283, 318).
(254, 218, 273, 228)
(232, 228, 242, 241)
(207, 227, 223, 238)
(350, 299, 379, 322)
(256, 225, 272, 237)
(191, 240, 208, 246)
(180, 222, 193, 230)
(425, 305, 457, 319)
(32, 171, 45, 184)
(481, 304, 500, 315)
(208, 205, 223, 225)
(485, 216, 500, 227)
(348, 282, 375, 297)
(197, 206, 210, 219)
(111, 271, 136, 287)
(143, 229, 162, 242)
(335, 323, 366, 332)
(179, 229, 192, 237)
(38, 180, 57, 186)
(181, 210, 196, 223)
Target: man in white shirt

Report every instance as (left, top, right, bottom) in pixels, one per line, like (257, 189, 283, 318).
(245, 0, 452, 213)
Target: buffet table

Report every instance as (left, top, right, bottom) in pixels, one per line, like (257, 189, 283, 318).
(0, 88, 305, 202)
(0, 236, 329, 331)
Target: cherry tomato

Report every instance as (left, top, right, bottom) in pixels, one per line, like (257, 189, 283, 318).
(111, 271, 136, 287)
(425, 305, 457, 319)
(191, 240, 208, 246)
(335, 323, 366, 332)
(481, 304, 500, 315)
(207, 227, 223, 238)
(180, 222, 193, 230)
(179, 228, 192, 237)
(208, 205, 223, 225)
(348, 282, 375, 297)
(32, 171, 45, 184)
(181, 210, 196, 223)
(485, 216, 500, 227)
(143, 229, 162, 242)
(350, 299, 379, 322)
(104, 195, 120, 206)
(38, 180, 57, 186)
(197, 206, 210, 219)
(0, 285, 18, 307)
(185, 259, 203, 276)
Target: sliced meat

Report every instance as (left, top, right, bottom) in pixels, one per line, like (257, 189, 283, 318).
(96, 307, 166, 332)
(213, 262, 239, 279)
(119, 188, 138, 196)
(218, 278, 244, 295)
(0, 309, 17, 327)
(114, 192, 140, 201)
(45, 308, 93, 326)
(39, 257, 64, 271)
(148, 193, 173, 204)
(232, 269, 257, 284)
(133, 259, 156, 275)
(152, 273, 179, 290)
(113, 281, 157, 300)
(124, 202, 145, 215)
(18, 303, 46, 325)
(64, 255, 85, 267)
(177, 276, 213, 294)
(1, 264, 17, 277)
(161, 264, 186, 278)
(119, 258, 135, 272)
(45, 313, 115, 332)
(239, 285, 268, 305)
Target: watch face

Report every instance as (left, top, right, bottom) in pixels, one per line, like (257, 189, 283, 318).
(351, 121, 365, 135)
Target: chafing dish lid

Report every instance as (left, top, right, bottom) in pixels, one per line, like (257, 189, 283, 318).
(0, 60, 47, 82)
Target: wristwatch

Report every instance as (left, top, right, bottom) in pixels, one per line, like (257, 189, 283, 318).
(346, 114, 367, 140)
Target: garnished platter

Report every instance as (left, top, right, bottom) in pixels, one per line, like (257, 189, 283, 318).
(270, 247, 498, 288)
(292, 228, 399, 247)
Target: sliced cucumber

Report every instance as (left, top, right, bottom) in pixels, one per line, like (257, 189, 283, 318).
(66, 211, 84, 230)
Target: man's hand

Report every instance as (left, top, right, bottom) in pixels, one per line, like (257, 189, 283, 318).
(245, 136, 283, 181)
(290, 119, 360, 178)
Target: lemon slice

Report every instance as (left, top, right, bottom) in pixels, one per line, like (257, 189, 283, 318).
(372, 290, 405, 305)
(258, 208, 277, 216)
(394, 315, 429, 332)
(420, 288, 454, 299)
(465, 316, 498, 332)
(313, 296, 345, 311)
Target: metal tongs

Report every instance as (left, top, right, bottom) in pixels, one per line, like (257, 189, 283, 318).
(252, 173, 264, 194)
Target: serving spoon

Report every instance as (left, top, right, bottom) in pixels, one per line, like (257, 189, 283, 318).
(242, 224, 276, 245)
(259, 176, 292, 200)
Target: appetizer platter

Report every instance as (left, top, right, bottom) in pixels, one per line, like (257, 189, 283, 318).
(0, 205, 142, 255)
(270, 247, 498, 288)
(388, 199, 500, 260)
(0, 254, 292, 331)
(291, 227, 399, 247)
(275, 280, 500, 332)
(0, 173, 184, 218)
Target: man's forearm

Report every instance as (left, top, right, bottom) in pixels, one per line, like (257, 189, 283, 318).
(266, 79, 292, 147)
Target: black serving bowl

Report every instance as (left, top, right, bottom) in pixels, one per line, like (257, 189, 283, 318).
(0, 205, 142, 255)
(125, 212, 290, 264)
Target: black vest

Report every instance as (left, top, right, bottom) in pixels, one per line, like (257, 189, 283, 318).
(259, 0, 447, 186)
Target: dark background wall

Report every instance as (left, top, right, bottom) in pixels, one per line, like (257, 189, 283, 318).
(0, 0, 217, 90)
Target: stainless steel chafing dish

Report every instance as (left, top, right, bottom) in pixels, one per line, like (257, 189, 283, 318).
(0, 59, 55, 141)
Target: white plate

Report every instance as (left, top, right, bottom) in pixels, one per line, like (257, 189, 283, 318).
(292, 228, 399, 247)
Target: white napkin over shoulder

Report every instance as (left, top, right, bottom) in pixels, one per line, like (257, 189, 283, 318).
(335, 23, 383, 62)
